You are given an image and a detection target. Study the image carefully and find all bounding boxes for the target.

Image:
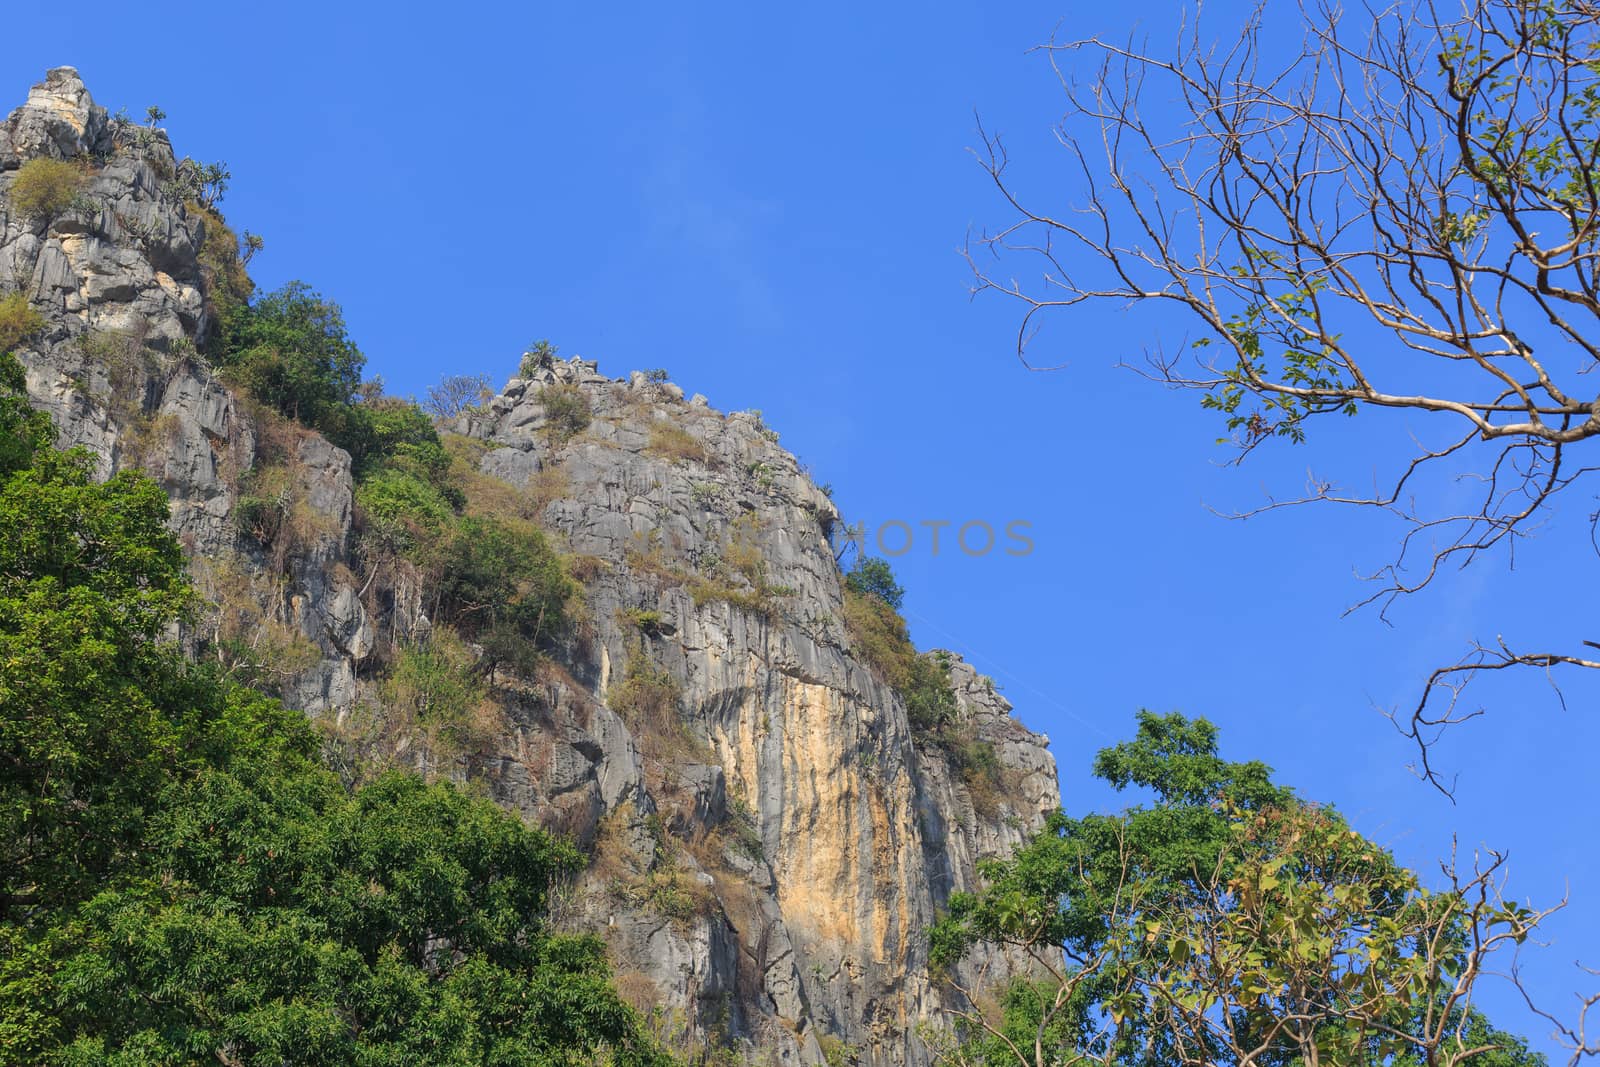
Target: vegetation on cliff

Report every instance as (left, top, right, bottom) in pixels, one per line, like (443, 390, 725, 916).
(0, 353, 667, 1065)
(9, 157, 84, 220)
(0, 49, 1576, 1062)
(181, 180, 581, 772)
(843, 556, 1003, 809)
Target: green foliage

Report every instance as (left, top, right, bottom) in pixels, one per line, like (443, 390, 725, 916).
(339, 394, 460, 489)
(845, 555, 904, 611)
(903, 656, 959, 734)
(930, 712, 1294, 977)
(354, 395, 442, 464)
(519, 339, 558, 378)
(841, 586, 955, 732)
(1195, 263, 1355, 445)
(818, 1033, 861, 1067)
(190, 202, 255, 333)
(349, 405, 573, 691)
(1440, 9, 1600, 207)
(0, 441, 195, 913)
(1091, 711, 1282, 807)
(355, 465, 456, 560)
(380, 630, 487, 736)
(217, 284, 461, 504)
(10, 158, 85, 220)
(437, 516, 577, 675)
(536, 383, 591, 444)
(0, 380, 668, 1065)
(220, 280, 365, 431)
(931, 712, 1544, 1067)
(0, 354, 50, 477)
(0, 294, 43, 355)
(18, 768, 668, 1065)
(198, 257, 480, 563)
(342, 396, 472, 576)
(166, 156, 229, 209)
(606, 652, 682, 737)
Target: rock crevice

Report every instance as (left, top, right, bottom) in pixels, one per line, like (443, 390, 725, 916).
(2, 67, 1061, 1066)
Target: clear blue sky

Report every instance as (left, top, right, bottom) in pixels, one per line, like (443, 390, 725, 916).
(9, 0, 1597, 1052)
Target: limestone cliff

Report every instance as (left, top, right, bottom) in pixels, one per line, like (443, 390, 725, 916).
(0, 68, 1060, 1066)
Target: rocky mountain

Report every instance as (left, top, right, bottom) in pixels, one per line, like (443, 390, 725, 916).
(0, 68, 1059, 1065)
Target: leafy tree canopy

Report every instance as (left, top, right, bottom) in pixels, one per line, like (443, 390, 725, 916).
(0, 352, 50, 477)
(845, 555, 905, 611)
(931, 712, 1545, 1067)
(222, 280, 365, 425)
(437, 516, 577, 677)
(0, 369, 666, 1065)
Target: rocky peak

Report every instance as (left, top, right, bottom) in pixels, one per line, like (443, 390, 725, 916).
(0, 66, 112, 165)
(0, 68, 1062, 1066)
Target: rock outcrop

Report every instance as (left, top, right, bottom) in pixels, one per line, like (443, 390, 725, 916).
(1, 68, 1060, 1065)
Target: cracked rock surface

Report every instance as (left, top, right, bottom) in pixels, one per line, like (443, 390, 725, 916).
(4, 67, 1061, 1065)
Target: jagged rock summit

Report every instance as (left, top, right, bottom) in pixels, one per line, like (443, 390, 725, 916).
(0, 66, 111, 164)
(1, 68, 1061, 1065)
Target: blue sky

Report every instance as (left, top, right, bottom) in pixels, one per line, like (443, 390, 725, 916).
(9, 0, 1598, 1052)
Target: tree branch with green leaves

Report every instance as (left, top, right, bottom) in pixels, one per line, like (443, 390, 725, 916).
(930, 712, 1559, 1067)
(969, 0, 1600, 786)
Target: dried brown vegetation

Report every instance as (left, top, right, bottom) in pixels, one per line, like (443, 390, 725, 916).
(645, 421, 712, 466)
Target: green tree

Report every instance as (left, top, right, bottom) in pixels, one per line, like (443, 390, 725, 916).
(217, 283, 457, 497)
(222, 280, 365, 430)
(436, 516, 576, 677)
(338, 393, 460, 491)
(171, 156, 230, 209)
(356, 464, 458, 561)
(0, 353, 49, 477)
(0, 371, 667, 1065)
(931, 713, 1548, 1067)
(33, 771, 666, 1066)
(519, 339, 558, 378)
(845, 555, 904, 611)
(0, 415, 194, 915)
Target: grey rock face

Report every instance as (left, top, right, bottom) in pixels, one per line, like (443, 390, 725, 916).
(0, 67, 371, 714)
(0, 67, 110, 164)
(2, 69, 1062, 1066)
(447, 361, 1060, 1063)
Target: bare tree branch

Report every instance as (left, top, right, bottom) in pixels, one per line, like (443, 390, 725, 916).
(971, 0, 1600, 785)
